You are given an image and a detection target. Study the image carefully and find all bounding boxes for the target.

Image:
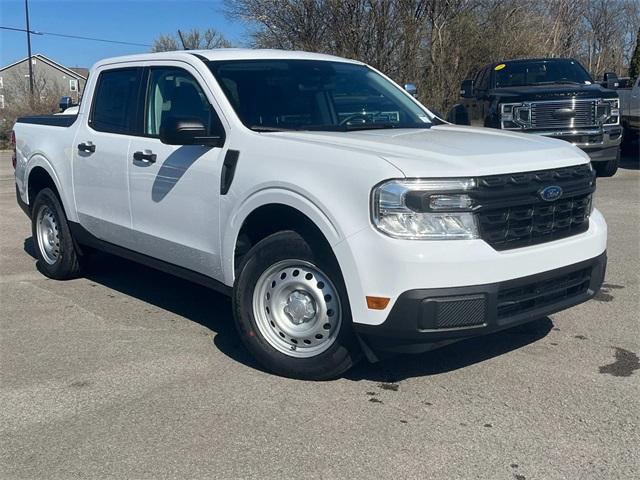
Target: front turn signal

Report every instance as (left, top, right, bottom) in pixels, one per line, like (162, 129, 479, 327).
(366, 296, 390, 310)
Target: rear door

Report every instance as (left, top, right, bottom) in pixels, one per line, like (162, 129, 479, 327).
(73, 67, 143, 242)
(127, 64, 227, 279)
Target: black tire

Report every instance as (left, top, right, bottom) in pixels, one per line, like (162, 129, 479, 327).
(233, 230, 360, 380)
(31, 188, 83, 280)
(593, 151, 619, 177)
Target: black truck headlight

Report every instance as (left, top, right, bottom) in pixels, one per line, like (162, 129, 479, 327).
(371, 179, 479, 240)
(500, 103, 531, 129)
(598, 99, 619, 125)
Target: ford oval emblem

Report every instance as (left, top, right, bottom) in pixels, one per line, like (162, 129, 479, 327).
(539, 185, 563, 202)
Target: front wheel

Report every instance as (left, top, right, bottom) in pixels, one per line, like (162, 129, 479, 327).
(233, 231, 360, 380)
(593, 151, 619, 177)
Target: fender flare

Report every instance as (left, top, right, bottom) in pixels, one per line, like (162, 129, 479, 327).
(221, 187, 347, 286)
(24, 154, 77, 221)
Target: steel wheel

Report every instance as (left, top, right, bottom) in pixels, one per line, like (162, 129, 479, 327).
(252, 260, 342, 358)
(35, 205, 60, 265)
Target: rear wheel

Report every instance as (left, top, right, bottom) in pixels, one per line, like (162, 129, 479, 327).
(233, 231, 360, 380)
(593, 150, 619, 177)
(31, 188, 83, 279)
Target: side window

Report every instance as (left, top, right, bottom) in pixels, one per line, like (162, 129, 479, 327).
(145, 67, 223, 137)
(90, 68, 142, 134)
(476, 68, 490, 91)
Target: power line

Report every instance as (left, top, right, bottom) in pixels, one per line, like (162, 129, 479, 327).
(0, 26, 37, 34)
(0, 25, 151, 47)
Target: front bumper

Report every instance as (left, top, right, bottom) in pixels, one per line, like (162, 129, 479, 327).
(533, 127, 622, 162)
(354, 251, 606, 353)
(335, 208, 606, 328)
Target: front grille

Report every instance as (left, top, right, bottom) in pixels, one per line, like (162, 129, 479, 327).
(530, 99, 596, 129)
(497, 267, 591, 319)
(473, 164, 595, 251)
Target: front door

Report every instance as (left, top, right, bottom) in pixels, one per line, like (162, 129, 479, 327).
(72, 67, 143, 243)
(128, 65, 226, 279)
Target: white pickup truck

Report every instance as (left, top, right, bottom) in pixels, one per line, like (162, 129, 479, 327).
(13, 50, 607, 379)
(618, 76, 640, 142)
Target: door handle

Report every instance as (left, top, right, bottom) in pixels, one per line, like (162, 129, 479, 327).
(77, 142, 95, 153)
(133, 151, 157, 163)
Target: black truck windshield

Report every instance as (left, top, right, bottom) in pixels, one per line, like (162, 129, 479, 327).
(207, 60, 431, 131)
(494, 60, 593, 88)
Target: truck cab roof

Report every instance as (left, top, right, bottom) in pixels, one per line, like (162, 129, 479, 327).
(91, 49, 364, 70)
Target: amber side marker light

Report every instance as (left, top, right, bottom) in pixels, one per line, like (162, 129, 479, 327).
(366, 296, 390, 310)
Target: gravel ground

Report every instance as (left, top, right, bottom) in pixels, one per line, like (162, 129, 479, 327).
(1, 149, 638, 479)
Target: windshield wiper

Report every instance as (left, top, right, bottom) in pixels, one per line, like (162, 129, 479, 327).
(527, 80, 582, 86)
(249, 125, 299, 132)
(250, 123, 431, 133)
(344, 123, 430, 132)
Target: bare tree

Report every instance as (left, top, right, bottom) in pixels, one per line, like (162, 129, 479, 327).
(630, 27, 640, 78)
(0, 70, 66, 148)
(225, 0, 639, 113)
(152, 28, 232, 52)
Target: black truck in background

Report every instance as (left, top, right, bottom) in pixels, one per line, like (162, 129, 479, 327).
(448, 58, 622, 177)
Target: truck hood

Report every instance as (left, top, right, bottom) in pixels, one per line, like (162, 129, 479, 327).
(268, 124, 589, 177)
(492, 83, 618, 102)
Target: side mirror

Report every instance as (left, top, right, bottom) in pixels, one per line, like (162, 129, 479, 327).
(603, 72, 619, 89)
(404, 83, 418, 98)
(59, 96, 75, 112)
(460, 80, 474, 98)
(159, 117, 224, 147)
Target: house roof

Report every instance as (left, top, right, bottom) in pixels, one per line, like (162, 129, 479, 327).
(69, 67, 89, 78)
(0, 53, 88, 80)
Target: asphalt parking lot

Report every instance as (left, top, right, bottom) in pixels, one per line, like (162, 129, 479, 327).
(1, 149, 638, 479)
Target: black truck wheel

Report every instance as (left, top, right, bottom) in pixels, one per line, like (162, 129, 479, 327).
(593, 150, 620, 177)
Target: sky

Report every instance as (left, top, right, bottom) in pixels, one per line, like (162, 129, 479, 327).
(0, 0, 248, 69)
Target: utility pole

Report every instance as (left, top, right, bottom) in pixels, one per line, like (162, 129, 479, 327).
(24, 0, 34, 97)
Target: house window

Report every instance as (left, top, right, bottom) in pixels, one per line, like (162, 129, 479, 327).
(0, 77, 3, 89)
(70, 79, 78, 92)
(0, 95, 5, 109)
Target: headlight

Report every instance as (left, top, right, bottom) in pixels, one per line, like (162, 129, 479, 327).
(371, 179, 479, 240)
(598, 98, 619, 125)
(500, 103, 531, 129)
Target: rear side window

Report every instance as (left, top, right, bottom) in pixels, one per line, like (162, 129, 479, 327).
(90, 68, 142, 134)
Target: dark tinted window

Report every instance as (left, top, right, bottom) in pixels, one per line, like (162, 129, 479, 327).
(477, 67, 491, 90)
(207, 60, 431, 131)
(494, 60, 592, 87)
(144, 67, 223, 137)
(91, 68, 142, 134)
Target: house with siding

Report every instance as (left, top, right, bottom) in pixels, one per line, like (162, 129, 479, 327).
(0, 54, 88, 110)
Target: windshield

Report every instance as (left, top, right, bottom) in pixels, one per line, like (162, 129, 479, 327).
(207, 60, 431, 131)
(494, 60, 593, 88)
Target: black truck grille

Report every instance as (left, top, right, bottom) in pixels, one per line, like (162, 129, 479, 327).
(473, 164, 595, 251)
(530, 99, 597, 129)
(497, 267, 591, 319)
